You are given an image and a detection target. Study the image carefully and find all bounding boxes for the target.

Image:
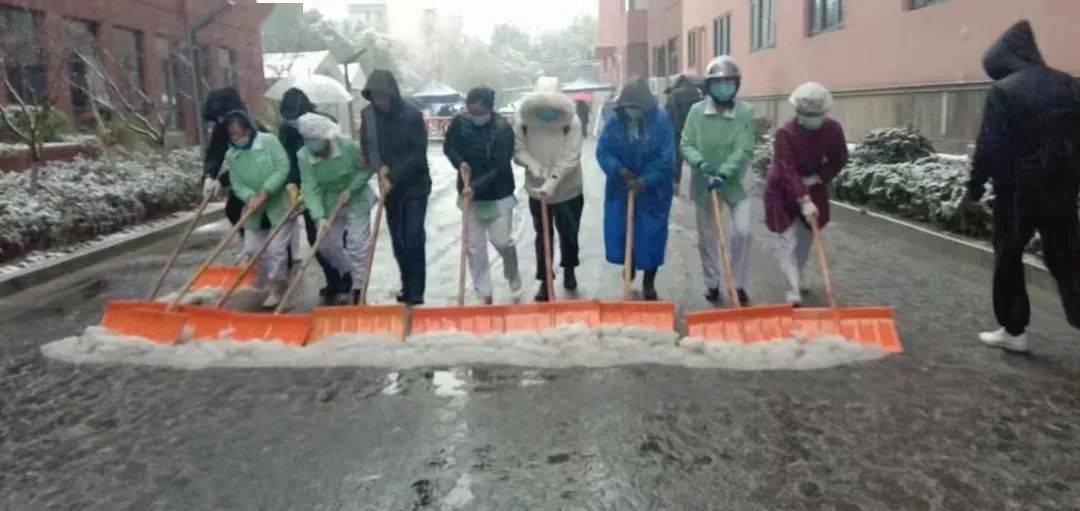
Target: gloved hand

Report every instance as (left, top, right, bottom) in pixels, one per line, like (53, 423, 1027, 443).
(202, 177, 221, 198)
(801, 175, 823, 186)
(619, 168, 637, 183)
(285, 183, 301, 207)
(708, 175, 727, 191)
(697, 161, 718, 176)
(378, 166, 392, 197)
(247, 189, 269, 209)
(800, 198, 819, 221)
(461, 185, 474, 199)
(526, 164, 545, 180)
(538, 177, 559, 201)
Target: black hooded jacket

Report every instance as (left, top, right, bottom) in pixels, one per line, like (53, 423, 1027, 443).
(443, 112, 515, 201)
(968, 21, 1080, 216)
(664, 75, 702, 135)
(202, 87, 247, 180)
(360, 70, 431, 198)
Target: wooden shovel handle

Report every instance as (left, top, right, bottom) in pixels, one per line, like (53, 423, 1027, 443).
(358, 189, 385, 305)
(808, 215, 838, 309)
(622, 188, 637, 300)
(148, 194, 212, 300)
(710, 190, 742, 308)
(213, 201, 304, 308)
(274, 191, 351, 314)
(540, 200, 556, 302)
(168, 195, 265, 310)
(458, 165, 471, 306)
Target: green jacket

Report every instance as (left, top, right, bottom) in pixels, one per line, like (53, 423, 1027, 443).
(679, 99, 755, 207)
(225, 132, 291, 230)
(298, 137, 376, 220)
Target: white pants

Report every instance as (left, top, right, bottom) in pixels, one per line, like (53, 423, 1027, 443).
(777, 221, 814, 302)
(695, 197, 752, 290)
(466, 198, 519, 298)
(243, 220, 297, 283)
(317, 209, 373, 292)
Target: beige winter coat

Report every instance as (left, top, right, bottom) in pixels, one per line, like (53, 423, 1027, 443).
(513, 77, 583, 204)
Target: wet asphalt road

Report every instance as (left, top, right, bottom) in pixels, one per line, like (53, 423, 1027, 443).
(2, 144, 1079, 510)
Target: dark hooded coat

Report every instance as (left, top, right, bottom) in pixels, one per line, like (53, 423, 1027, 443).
(359, 70, 431, 199)
(664, 75, 702, 135)
(968, 20, 1080, 218)
(202, 87, 247, 180)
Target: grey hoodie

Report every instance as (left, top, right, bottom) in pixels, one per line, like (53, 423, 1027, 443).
(513, 77, 584, 204)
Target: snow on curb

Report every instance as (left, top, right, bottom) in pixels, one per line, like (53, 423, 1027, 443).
(41, 323, 890, 372)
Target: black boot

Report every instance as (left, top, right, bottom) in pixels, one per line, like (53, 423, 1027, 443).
(395, 291, 406, 303)
(563, 267, 578, 291)
(535, 283, 550, 302)
(737, 288, 751, 306)
(352, 290, 362, 305)
(705, 287, 721, 303)
(642, 270, 658, 301)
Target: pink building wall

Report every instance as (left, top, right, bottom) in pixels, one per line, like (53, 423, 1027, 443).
(648, 0, 683, 75)
(597, 0, 649, 85)
(681, 0, 1080, 97)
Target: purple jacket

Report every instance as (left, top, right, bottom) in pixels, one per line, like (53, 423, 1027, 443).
(764, 119, 848, 233)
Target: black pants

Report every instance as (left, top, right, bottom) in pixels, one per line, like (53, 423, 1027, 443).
(386, 193, 428, 303)
(992, 196, 1080, 335)
(225, 193, 244, 226)
(672, 132, 683, 185)
(529, 195, 584, 281)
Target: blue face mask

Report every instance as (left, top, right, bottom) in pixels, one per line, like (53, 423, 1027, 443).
(229, 133, 254, 150)
(797, 115, 825, 131)
(708, 82, 737, 102)
(465, 113, 491, 126)
(536, 108, 559, 122)
(305, 138, 329, 153)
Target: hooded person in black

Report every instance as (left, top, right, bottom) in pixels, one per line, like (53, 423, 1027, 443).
(278, 88, 350, 300)
(360, 69, 430, 305)
(202, 87, 250, 225)
(664, 75, 703, 189)
(965, 20, 1080, 352)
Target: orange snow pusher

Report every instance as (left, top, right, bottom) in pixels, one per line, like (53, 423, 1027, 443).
(685, 191, 795, 343)
(303, 180, 407, 345)
(597, 188, 678, 332)
(791, 219, 902, 353)
(101, 198, 263, 343)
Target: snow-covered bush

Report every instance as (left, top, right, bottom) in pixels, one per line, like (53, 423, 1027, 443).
(850, 126, 936, 165)
(0, 148, 201, 263)
(751, 138, 773, 178)
(832, 156, 994, 238)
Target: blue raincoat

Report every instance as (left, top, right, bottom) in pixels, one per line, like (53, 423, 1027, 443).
(596, 106, 674, 270)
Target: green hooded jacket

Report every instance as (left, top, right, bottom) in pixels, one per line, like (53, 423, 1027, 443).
(298, 137, 376, 219)
(225, 132, 291, 230)
(679, 99, 755, 207)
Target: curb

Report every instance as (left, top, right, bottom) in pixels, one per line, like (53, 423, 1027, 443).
(830, 201, 1057, 295)
(0, 205, 225, 299)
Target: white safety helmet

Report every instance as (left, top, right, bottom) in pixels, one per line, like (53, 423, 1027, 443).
(296, 112, 339, 140)
(788, 82, 834, 116)
(704, 56, 741, 81)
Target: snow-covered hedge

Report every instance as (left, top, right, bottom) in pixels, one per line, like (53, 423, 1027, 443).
(831, 156, 994, 238)
(850, 126, 936, 165)
(0, 148, 202, 263)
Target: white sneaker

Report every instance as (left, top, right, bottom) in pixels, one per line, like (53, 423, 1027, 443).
(508, 273, 522, 293)
(978, 328, 1029, 353)
(262, 281, 287, 309)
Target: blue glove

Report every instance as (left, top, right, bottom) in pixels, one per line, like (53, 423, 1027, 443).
(696, 161, 718, 176)
(708, 175, 727, 191)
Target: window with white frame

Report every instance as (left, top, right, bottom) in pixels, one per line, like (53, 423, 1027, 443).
(749, 0, 775, 51)
(714, 14, 731, 56)
(809, 0, 843, 35)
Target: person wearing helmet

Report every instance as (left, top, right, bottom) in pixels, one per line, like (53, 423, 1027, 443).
(296, 113, 378, 305)
(596, 76, 675, 300)
(679, 56, 756, 304)
(764, 82, 849, 306)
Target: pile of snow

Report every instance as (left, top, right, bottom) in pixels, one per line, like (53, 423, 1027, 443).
(41, 324, 890, 371)
(0, 148, 202, 263)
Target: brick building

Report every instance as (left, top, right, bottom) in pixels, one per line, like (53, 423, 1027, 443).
(599, 0, 1080, 152)
(0, 0, 271, 144)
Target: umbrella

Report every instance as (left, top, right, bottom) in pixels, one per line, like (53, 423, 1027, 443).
(412, 80, 463, 104)
(571, 91, 593, 105)
(265, 75, 354, 105)
(561, 77, 616, 93)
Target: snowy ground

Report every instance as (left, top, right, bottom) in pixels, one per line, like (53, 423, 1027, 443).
(2, 143, 1080, 509)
